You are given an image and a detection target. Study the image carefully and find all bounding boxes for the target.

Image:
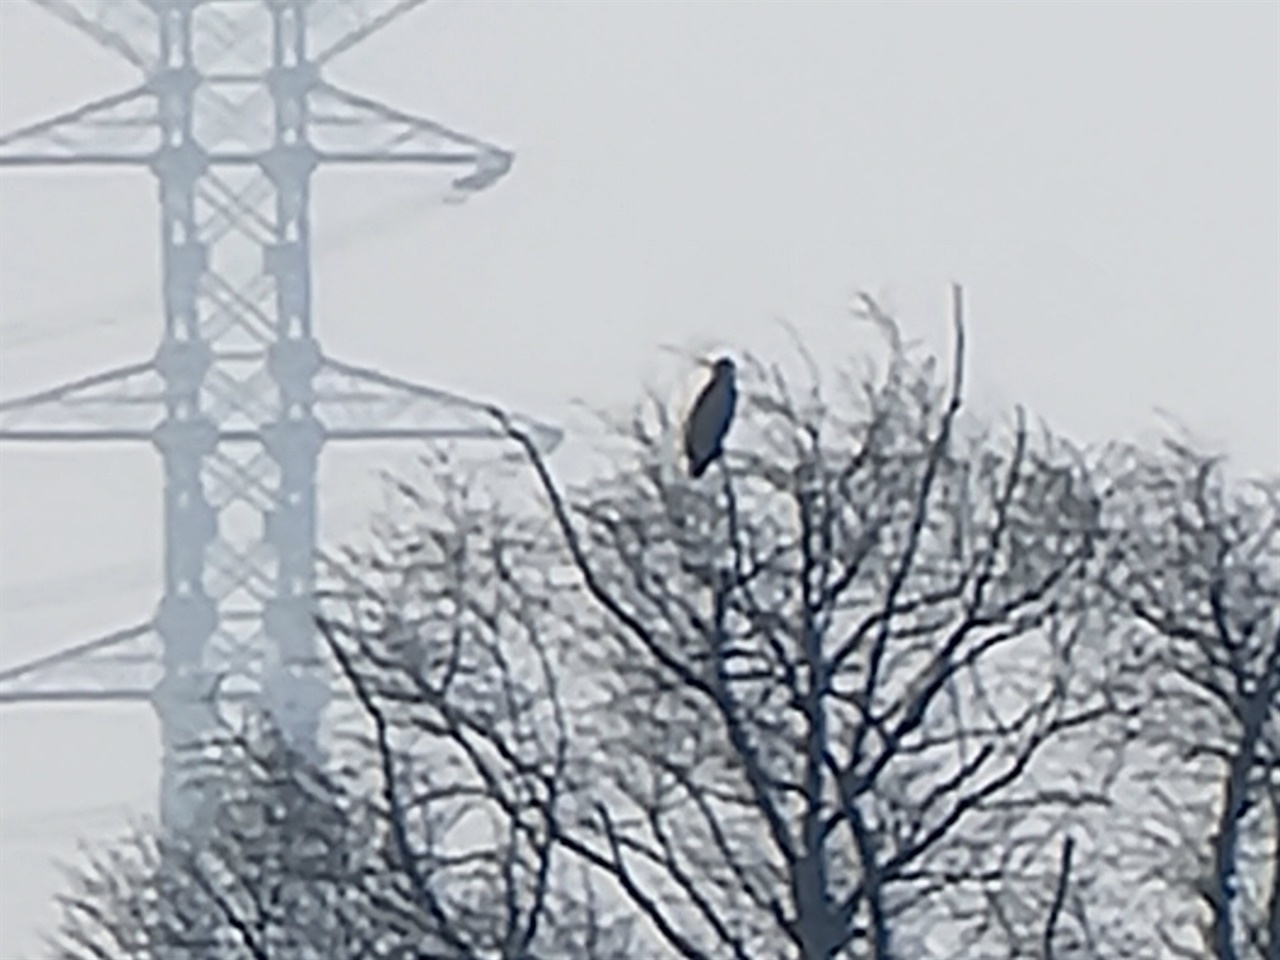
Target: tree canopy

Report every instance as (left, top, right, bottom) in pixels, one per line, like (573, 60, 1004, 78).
(51, 298, 1278, 960)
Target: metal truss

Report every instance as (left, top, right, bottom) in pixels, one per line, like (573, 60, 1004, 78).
(0, 0, 558, 832)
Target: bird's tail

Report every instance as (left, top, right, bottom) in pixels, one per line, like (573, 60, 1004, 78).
(688, 455, 713, 479)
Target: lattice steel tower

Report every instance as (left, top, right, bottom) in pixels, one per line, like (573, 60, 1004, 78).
(0, 0, 558, 832)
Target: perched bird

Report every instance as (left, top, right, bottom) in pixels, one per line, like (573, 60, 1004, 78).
(683, 356, 737, 478)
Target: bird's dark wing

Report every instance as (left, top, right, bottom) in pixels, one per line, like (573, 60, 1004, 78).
(683, 379, 716, 462)
(684, 376, 734, 477)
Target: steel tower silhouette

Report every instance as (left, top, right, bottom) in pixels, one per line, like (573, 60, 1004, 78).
(0, 0, 559, 832)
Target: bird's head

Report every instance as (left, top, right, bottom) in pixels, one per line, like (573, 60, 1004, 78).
(700, 355, 736, 378)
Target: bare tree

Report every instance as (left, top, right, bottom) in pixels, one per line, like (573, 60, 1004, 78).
(52, 712, 389, 960)
(290, 292, 1116, 959)
(50, 295, 1274, 960)
(1097, 438, 1279, 960)
(313, 458, 641, 960)
(51, 703, 635, 960)
(493, 294, 1128, 959)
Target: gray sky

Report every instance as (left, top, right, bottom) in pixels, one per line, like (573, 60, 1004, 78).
(0, 1, 1276, 954)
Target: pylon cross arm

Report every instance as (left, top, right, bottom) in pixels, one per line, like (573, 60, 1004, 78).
(0, 622, 158, 704)
(0, 84, 157, 166)
(307, 0, 432, 68)
(28, 0, 156, 73)
(0, 76, 512, 190)
(0, 352, 562, 449)
(0, 362, 164, 440)
(314, 356, 562, 450)
(306, 80, 513, 189)
(24, 0, 432, 76)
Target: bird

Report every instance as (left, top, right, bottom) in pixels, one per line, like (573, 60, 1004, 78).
(683, 356, 737, 478)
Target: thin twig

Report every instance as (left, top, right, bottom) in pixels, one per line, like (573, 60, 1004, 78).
(1043, 834, 1075, 960)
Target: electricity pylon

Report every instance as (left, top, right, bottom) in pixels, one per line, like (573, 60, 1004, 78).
(0, 0, 559, 833)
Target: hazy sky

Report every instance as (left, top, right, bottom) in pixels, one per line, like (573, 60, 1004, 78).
(1, 1, 1276, 954)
